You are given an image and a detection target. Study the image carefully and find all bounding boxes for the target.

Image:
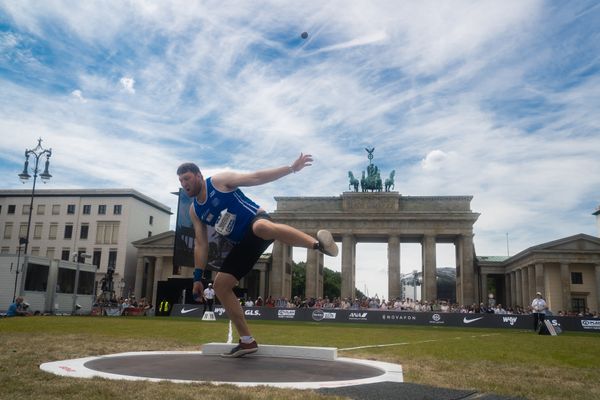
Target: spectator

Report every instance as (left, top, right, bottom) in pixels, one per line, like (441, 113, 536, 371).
(203, 283, 215, 312)
(493, 304, 506, 314)
(6, 297, 30, 317)
(265, 296, 275, 308)
(531, 292, 547, 331)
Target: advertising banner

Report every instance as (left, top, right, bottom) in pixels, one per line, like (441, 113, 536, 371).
(172, 189, 233, 273)
(170, 305, 598, 333)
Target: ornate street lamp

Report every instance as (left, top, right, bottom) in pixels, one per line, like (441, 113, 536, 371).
(18, 138, 52, 254)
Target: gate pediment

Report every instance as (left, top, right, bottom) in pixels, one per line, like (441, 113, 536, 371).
(539, 234, 600, 252)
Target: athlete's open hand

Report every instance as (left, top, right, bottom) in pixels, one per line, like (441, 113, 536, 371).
(291, 153, 313, 173)
(192, 281, 204, 303)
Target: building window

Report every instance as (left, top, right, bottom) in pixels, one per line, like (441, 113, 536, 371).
(77, 271, 95, 295)
(0, 205, 2, 214)
(57, 268, 76, 293)
(83, 205, 91, 215)
(571, 298, 586, 314)
(46, 247, 55, 260)
(67, 204, 76, 214)
(96, 222, 119, 244)
(24, 263, 49, 291)
(8, 204, 16, 214)
(1, 247, 10, 254)
(98, 205, 106, 215)
(108, 249, 118, 268)
(61, 249, 70, 261)
(64, 224, 73, 239)
(22, 204, 30, 215)
(77, 249, 87, 263)
(19, 223, 27, 239)
(113, 205, 122, 215)
(149, 215, 154, 225)
(571, 272, 583, 285)
(48, 223, 58, 240)
(37, 204, 45, 215)
(52, 204, 60, 215)
(3, 223, 13, 240)
(33, 223, 43, 239)
(31, 247, 40, 256)
(80, 224, 89, 239)
(93, 250, 102, 268)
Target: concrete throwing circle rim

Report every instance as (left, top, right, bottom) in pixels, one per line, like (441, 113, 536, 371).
(40, 350, 403, 389)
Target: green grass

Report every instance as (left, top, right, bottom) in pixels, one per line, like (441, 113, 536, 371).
(1, 316, 599, 400)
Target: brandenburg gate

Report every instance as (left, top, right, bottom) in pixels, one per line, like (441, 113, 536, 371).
(270, 192, 480, 305)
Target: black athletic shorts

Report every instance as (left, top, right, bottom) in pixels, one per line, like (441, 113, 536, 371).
(220, 213, 274, 281)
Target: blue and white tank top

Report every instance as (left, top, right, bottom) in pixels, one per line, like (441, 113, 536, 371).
(192, 177, 261, 243)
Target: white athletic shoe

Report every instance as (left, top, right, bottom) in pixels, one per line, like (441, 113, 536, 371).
(317, 230, 338, 257)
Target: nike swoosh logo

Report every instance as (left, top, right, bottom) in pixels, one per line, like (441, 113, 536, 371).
(463, 317, 484, 324)
(181, 307, 200, 314)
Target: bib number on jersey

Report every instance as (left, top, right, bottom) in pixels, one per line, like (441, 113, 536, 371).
(215, 209, 236, 236)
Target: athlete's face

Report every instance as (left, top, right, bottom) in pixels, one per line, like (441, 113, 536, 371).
(178, 171, 202, 197)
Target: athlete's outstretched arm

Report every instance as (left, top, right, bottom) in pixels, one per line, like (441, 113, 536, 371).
(213, 153, 313, 191)
(190, 203, 208, 301)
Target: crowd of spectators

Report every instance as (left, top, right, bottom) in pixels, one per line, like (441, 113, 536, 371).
(238, 295, 598, 318)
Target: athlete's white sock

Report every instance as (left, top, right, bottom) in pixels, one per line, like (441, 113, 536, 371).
(241, 336, 254, 344)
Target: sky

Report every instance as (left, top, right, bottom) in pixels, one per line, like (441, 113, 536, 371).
(1, 1, 599, 300)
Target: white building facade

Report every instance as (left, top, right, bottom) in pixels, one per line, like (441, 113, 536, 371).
(0, 189, 171, 298)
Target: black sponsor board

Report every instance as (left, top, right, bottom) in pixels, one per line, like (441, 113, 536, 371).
(170, 305, 599, 332)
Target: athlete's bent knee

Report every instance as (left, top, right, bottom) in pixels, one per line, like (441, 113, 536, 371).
(252, 219, 274, 239)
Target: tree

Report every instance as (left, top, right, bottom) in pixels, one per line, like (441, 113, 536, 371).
(291, 262, 306, 298)
(291, 261, 364, 299)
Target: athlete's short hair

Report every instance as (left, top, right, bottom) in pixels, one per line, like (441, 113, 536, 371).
(177, 162, 200, 175)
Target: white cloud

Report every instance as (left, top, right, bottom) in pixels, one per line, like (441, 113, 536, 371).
(70, 89, 86, 103)
(421, 149, 449, 171)
(119, 77, 136, 94)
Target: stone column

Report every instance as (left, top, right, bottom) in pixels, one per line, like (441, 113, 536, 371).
(152, 257, 163, 304)
(341, 234, 356, 300)
(510, 271, 517, 309)
(422, 235, 436, 302)
(134, 256, 145, 300)
(283, 245, 293, 299)
(560, 263, 571, 313)
(259, 267, 267, 300)
(316, 252, 324, 299)
(146, 258, 155, 303)
(595, 264, 600, 314)
(270, 241, 286, 298)
(454, 237, 463, 305)
(480, 272, 488, 303)
(387, 236, 401, 300)
(305, 247, 320, 299)
(534, 263, 545, 296)
(528, 266, 536, 306)
(460, 234, 475, 306)
(520, 268, 528, 308)
(515, 269, 522, 308)
(504, 273, 511, 309)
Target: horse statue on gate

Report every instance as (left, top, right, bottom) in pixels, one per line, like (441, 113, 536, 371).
(348, 171, 359, 192)
(347, 147, 395, 193)
(385, 170, 395, 192)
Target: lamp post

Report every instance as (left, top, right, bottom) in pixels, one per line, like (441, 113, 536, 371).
(18, 138, 52, 255)
(10, 237, 27, 301)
